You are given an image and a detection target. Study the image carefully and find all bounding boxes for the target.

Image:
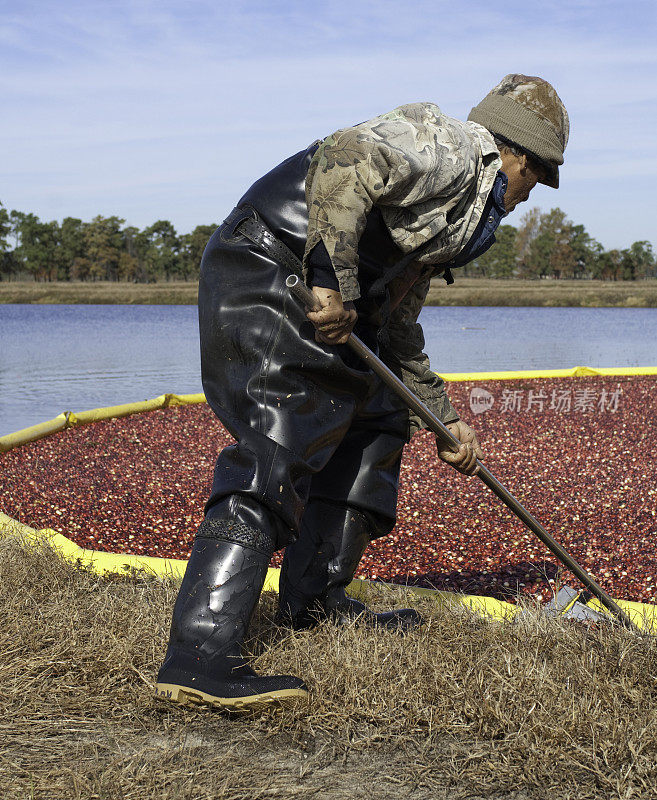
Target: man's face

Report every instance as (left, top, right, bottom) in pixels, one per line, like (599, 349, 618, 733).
(499, 151, 548, 214)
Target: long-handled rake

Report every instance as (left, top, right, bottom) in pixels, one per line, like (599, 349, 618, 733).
(286, 274, 640, 633)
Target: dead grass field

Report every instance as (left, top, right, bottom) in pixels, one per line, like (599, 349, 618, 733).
(0, 281, 199, 305)
(3, 534, 657, 800)
(424, 278, 657, 307)
(2, 278, 657, 306)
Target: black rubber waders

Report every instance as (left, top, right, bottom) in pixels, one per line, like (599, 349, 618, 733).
(279, 500, 423, 632)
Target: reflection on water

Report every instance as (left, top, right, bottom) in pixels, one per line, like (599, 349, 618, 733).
(1, 304, 656, 436)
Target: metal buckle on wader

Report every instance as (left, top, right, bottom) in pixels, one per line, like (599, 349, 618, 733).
(220, 205, 258, 243)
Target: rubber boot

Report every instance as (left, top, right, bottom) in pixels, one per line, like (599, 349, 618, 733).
(278, 500, 422, 632)
(155, 497, 308, 711)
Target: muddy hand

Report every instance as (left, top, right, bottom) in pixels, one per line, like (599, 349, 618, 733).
(437, 421, 484, 476)
(306, 287, 358, 345)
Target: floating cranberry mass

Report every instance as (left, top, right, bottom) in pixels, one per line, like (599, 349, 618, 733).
(2, 376, 655, 604)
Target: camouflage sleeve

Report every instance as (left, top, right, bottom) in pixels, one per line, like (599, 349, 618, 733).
(303, 103, 478, 302)
(381, 274, 460, 433)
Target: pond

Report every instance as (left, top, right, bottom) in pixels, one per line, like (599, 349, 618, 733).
(1, 304, 656, 436)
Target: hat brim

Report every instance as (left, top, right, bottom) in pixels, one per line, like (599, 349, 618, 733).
(541, 163, 559, 189)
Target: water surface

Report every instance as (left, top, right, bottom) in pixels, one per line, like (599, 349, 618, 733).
(1, 304, 655, 436)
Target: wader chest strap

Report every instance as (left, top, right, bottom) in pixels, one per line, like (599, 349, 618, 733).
(222, 206, 304, 278)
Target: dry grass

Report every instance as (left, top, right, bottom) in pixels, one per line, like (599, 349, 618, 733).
(425, 278, 657, 307)
(2, 535, 657, 799)
(3, 279, 657, 307)
(0, 281, 198, 305)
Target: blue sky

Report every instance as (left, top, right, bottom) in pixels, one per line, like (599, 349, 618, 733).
(1, 0, 656, 250)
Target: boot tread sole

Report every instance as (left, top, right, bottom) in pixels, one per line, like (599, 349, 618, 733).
(154, 681, 309, 711)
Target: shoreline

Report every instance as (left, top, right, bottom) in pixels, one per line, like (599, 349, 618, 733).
(1, 278, 657, 307)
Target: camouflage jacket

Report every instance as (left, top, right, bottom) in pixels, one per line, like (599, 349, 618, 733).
(303, 102, 503, 427)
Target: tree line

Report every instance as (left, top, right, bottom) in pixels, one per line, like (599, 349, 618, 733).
(0, 203, 217, 282)
(0, 201, 654, 282)
(464, 207, 655, 281)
